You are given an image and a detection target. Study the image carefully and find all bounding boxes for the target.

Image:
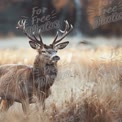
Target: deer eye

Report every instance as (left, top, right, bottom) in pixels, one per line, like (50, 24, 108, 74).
(48, 52, 52, 54)
(42, 51, 46, 53)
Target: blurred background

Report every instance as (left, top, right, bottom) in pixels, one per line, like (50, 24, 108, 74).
(0, 1, 121, 122)
(0, 0, 122, 48)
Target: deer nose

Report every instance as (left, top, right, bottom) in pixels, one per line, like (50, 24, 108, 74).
(52, 56, 60, 61)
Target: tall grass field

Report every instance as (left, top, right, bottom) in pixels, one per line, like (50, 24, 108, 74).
(0, 47, 121, 122)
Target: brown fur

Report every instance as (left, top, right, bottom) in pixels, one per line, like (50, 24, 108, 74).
(0, 54, 57, 113)
(0, 19, 72, 113)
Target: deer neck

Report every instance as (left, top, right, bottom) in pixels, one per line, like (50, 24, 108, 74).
(33, 55, 46, 75)
(33, 55, 58, 90)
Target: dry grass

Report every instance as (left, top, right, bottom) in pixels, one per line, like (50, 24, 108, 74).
(0, 47, 122, 122)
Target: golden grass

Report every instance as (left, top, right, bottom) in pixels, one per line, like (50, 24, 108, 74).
(0, 47, 121, 122)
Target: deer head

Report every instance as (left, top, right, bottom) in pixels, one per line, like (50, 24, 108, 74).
(16, 19, 73, 64)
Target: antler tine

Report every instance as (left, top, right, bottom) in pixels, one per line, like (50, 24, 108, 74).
(32, 32, 41, 45)
(59, 20, 69, 33)
(54, 21, 73, 44)
(17, 19, 43, 45)
(31, 29, 44, 45)
(52, 31, 59, 44)
(16, 19, 25, 32)
(38, 29, 43, 45)
(16, 19, 36, 42)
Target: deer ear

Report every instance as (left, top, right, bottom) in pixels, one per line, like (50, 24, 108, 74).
(29, 41, 39, 49)
(55, 41, 69, 50)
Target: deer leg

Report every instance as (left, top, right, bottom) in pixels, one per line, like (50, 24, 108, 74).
(41, 96, 45, 111)
(0, 100, 8, 111)
(39, 89, 51, 111)
(0, 99, 13, 111)
(42, 89, 51, 111)
(21, 100, 30, 122)
(35, 92, 46, 112)
(21, 99, 30, 115)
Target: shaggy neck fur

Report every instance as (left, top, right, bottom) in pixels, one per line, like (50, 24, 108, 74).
(33, 55, 58, 92)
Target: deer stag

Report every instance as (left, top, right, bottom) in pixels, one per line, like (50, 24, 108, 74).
(0, 19, 73, 113)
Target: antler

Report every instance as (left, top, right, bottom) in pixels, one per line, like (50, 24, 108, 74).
(16, 19, 43, 46)
(52, 20, 73, 45)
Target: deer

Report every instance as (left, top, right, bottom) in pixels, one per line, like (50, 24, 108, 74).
(0, 19, 73, 113)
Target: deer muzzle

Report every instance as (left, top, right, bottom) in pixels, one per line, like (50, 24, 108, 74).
(52, 56, 60, 61)
(50, 52, 60, 62)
